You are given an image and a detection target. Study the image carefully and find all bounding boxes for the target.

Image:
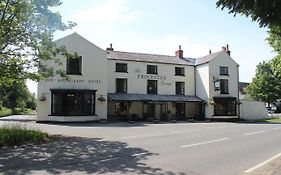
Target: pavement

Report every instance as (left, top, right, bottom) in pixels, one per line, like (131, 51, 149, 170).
(1, 115, 281, 175)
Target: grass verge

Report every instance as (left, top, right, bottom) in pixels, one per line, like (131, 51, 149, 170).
(0, 124, 49, 147)
(0, 107, 12, 117)
(258, 118, 281, 123)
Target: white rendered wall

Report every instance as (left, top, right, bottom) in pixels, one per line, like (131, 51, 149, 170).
(37, 33, 108, 122)
(107, 60, 195, 95)
(240, 100, 268, 120)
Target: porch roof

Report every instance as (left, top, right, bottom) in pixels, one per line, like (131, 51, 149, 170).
(108, 93, 203, 102)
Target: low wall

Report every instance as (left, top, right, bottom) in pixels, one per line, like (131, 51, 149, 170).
(240, 100, 268, 120)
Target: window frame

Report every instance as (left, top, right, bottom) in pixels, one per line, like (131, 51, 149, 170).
(50, 89, 96, 116)
(175, 81, 185, 95)
(147, 65, 158, 74)
(220, 66, 229, 76)
(214, 98, 237, 116)
(66, 56, 82, 75)
(220, 79, 229, 94)
(116, 78, 127, 93)
(175, 67, 185, 76)
(115, 63, 128, 73)
(147, 80, 158, 94)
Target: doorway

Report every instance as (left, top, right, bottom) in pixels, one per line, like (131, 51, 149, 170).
(176, 102, 185, 120)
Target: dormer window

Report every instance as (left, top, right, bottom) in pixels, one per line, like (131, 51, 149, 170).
(67, 56, 82, 75)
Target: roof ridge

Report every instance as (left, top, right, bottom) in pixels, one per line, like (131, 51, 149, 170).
(110, 50, 178, 58)
(198, 51, 222, 59)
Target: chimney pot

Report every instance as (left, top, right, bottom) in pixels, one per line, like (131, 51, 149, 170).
(226, 44, 231, 56)
(106, 43, 114, 51)
(175, 45, 183, 59)
(209, 49, 212, 54)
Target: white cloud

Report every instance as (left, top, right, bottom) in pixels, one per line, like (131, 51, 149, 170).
(72, 0, 141, 23)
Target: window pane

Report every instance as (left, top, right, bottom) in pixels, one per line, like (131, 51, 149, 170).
(175, 67, 185, 76)
(116, 63, 127, 72)
(116, 78, 127, 93)
(220, 79, 229, 94)
(147, 65, 157, 74)
(214, 98, 236, 116)
(220, 66, 228, 75)
(51, 90, 96, 116)
(67, 56, 82, 75)
(147, 80, 157, 94)
(176, 82, 185, 95)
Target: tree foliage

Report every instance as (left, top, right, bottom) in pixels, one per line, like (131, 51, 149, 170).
(216, 0, 281, 28)
(0, 0, 76, 84)
(246, 60, 281, 103)
(216, 0, 281, 103)
(0, 81, 36, 111)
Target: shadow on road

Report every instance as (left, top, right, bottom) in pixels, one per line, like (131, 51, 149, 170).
(0, 136, 190, 175)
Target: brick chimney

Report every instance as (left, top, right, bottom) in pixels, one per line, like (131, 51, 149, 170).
(222, 45, 231, 56)
(175, 45, 183, 58)
(106, 43, 114, 51)
(226, 44, 231, 56)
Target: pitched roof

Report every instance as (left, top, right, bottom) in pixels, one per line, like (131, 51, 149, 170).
(195, 51, 223, 65)
(107, 50, 195, 66)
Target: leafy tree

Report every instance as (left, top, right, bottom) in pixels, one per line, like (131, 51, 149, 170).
(0, 0, 76, 85)
(217, 0, 281, 103)
(216, 0, 281, 27)
(246, 61, 281, 103)
(0, 81, 37, 112)
(267, 25, 281, 54)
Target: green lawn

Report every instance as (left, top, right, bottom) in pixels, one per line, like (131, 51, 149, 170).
(0, 124, 49, 147)
(0, 107, 36, 117)
(0, 107, 12, 117)
(259, 118, 281, 123)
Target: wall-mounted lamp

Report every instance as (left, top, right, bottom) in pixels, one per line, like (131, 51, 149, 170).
(39, 95, 46, 101)
(97, 95, 106, 102)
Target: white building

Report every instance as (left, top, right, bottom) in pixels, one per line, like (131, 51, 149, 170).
(37, 33, 240, 122)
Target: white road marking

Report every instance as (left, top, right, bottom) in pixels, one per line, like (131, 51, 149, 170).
(97, 152, 149, 163)
(244, 131, 265, 136)
(132, 152, 149, 157)
(244, 152, 281, 173)
(180, 137, 230, 148)
(98, 157, 119, 163)
(273, 127, 281, 130)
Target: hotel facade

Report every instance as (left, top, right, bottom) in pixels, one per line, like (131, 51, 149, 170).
(37, 33, 240, 122)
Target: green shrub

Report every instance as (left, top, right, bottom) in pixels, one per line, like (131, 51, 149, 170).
(0, 124, 49, 147)
(0, 107, 12, 117)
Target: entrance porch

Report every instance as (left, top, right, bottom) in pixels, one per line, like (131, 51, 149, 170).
(107, 93, 204, 121)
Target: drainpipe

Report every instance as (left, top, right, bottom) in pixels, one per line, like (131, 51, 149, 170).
(237, 65, 240, 119)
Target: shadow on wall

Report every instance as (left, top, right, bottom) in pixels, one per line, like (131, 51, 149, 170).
(0, 137, 189, 175)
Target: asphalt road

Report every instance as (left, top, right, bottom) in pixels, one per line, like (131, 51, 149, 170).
(1, 116, 281, 175)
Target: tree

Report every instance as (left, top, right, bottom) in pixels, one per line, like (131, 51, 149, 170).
(217, 0, 281, 103)
(0, 81, 37, 112)
(0, 0, 76, 85)
(267, 25, 281, 54)
(246, 61, 281, 103)
(216, 0, 281, 28)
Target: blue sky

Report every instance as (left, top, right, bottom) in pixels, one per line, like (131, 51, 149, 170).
(27, 0, 277, 94)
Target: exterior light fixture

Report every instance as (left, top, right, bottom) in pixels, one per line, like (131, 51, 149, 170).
(98, 95, 106, 102)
